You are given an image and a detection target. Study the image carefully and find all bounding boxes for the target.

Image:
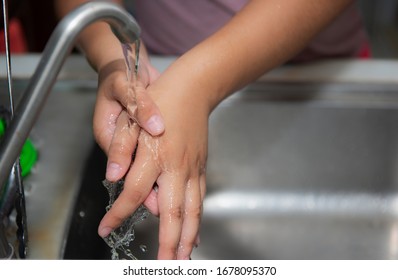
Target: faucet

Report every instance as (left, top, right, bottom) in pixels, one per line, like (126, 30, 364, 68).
(0, 1, 141, 258)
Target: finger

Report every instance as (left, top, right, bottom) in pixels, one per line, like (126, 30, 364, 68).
(93, 93, 122, 153)
(143, 186, 159, 216)
(199, 173, 207, 205)
(135, 86, 165, 136)
(105, 110, 140, 182)
(177, 177, 203, 260)
(197, 174, 207, 248)
(98, 140, 160, 238)
(193, 174, 207, 250)
(110, 79, 165, 137)
(134, 60, 164, 135)
(156, 173, 186, 260)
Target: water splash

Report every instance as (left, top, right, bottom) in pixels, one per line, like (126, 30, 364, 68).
(139, 244, 148, 253)
(102, 179, 149, 260)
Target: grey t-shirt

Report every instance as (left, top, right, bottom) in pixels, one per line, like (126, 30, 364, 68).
(132, 0, 369, 60)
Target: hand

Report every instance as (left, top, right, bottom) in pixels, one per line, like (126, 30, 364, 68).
(93, 45, 165, 182)
(98, 74, 210, 260)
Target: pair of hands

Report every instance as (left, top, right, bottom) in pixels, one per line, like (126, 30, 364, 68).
(60, 0, 354, 262)
(93, 45, 208, 260)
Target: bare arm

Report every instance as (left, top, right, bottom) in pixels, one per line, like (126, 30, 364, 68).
(160, 0, 354, 111)
(55, 0, 124, 70)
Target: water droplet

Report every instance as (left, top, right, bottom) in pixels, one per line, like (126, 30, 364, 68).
(139, 244, 147, 253)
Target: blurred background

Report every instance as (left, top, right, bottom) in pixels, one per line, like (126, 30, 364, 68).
(0, 0, 398, 58)
(1, 0, 398, 261)
(358, 0, 398, 58)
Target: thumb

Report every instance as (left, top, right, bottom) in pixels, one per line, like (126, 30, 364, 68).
(127, 86, 165, 136)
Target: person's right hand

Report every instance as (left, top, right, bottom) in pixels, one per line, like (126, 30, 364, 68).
(92, 43, 165, 182)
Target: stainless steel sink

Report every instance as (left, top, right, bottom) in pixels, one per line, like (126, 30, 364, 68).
(195, 82, 398, 259)
(2, 56, 398, 260)
(63, 74, 398, 260)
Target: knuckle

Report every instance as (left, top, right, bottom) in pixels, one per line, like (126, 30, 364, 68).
(109, 140, 130, 158)
(107, 210, 126, 227)
(168, 206, 183, 221)
(184, 205, 202, 221)
(124, 188, 145, 206)
(158, 244, 178, 260)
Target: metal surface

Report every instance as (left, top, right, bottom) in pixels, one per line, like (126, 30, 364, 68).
(13, 163, 28, 258)
(195, 84, 398, 259)
(0, 1, 141, 191)
(0, 221, 13, 259)
(0, 70, 97, 259)
(0, 0, 23, 260)
(0, 1, 29, 252)
(2, 0, 14, 116)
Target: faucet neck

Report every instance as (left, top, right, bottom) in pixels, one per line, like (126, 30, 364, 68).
(0, 2, 140, 189)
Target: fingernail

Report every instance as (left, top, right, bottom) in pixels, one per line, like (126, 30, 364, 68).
(106, 162, 122, 181)
(146, 115, 164, 135)
(98, 226, 113, 238)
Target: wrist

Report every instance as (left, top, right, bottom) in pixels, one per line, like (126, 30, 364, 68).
(159, 55, 227, 114)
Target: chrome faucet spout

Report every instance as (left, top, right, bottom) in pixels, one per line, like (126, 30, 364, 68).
(0, 2, 140, 190)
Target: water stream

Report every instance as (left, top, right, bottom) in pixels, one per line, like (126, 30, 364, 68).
(101, 41, 149, 260)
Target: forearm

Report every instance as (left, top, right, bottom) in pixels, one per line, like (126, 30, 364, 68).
(160, 0, 354, 111)
(54, 0, 125, 71)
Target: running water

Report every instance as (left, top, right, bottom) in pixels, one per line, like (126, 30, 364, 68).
(122, 40, 140, 82)
(102, 41, 149, 260)
(102, 179, 149, 260)
(122, 41, 142, 124)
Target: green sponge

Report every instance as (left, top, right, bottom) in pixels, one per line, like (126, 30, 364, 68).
(0, 119, 5, 134)
(0, 119, 38, 177)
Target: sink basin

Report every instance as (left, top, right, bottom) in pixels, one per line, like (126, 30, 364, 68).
(62, 77, 398, 259)
(62, 143, 159, 260)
